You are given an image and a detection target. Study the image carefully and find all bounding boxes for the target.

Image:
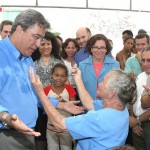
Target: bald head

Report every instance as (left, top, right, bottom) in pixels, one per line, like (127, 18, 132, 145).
(76, 27, 91, 49)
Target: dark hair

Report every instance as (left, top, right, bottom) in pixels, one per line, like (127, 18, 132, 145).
(0, 20, 13, 31)
(60, 38, 80, 59)
(86, 27, 92, 36)
(51, 63, 68, 77)
(56, 35, 63, 42)
(135, 33, 150, 44)
(138, 29, 147, 34)
(86, 34, 112, 55)
(124, 36, 134, 43)
(11, 9, 50, 33)
(122, 30, 133, 37)
(31, 31, 61, 61)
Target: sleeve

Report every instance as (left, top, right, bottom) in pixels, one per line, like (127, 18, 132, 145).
(93, 99, 103, 110)
(44, 86, 51, 95)
(65, 85, 76, 98)
(38, 96, 59, 110)
(0, 106, 8, 114)
(65, 110, 104, 140)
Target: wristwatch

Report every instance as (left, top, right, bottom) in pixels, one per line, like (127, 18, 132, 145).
(137, 116, 141, 125)
(1, 114, 11, 129)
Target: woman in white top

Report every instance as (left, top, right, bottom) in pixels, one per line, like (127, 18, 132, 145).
(60, 38, 80, 88)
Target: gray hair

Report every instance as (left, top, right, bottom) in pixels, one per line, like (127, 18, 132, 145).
(11, 9, 50, 33)
(106, 69, 137, 105)
(141, 46, 150, 54)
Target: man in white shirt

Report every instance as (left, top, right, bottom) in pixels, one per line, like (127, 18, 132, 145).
(130, 46, 150, 150)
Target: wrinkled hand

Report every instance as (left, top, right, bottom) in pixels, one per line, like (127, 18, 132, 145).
(71, 65, 81, 81)
(132, 124, 143, 136)
(63, 101, 84, 115)
(8, 114, 40, 136)
(30, 67, 43, 93)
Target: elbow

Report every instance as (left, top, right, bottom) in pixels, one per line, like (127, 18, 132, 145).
(53, 119, 66, 130)
(141, 95, 150, 109)
(141, 102, 148, 109)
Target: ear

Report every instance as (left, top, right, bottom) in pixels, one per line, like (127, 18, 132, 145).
(16, 25, 23, 33)
(107, 89, 116, 99)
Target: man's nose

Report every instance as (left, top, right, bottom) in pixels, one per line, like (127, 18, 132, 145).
(35, 39, 41, 47)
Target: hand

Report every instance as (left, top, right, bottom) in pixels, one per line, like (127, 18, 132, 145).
(30, 67, 43, 93)
(142, 85, 150, 96)
(71, 65, 81, 81)
(130, 116, 138, 128)
(7, 114, 41, 137)
(132, 124, 143, 136)
(63, 101, 85, 115)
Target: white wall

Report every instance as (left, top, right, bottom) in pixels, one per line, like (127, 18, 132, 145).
(1, 7, 150, 57)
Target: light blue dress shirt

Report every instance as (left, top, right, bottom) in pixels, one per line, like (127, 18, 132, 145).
(0, 37, 58, 128)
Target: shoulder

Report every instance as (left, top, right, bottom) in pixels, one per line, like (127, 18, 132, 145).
(104, 56, 119, 65)
(44, 85, 51, 95)
(126, 56, 136, 62)
(137, 72, 147, 79)
(65, 84, 75, 91)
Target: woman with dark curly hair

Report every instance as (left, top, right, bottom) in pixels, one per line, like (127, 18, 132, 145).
(79, 34, 119, 101)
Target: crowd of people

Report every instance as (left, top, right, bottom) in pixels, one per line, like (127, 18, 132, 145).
(0, 8, 150, 150)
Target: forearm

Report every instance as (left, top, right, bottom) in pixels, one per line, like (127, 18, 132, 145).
(37, 90, 66, 130)
(140, 110, 150, 122)
(75, 77, 94, 110)
(141, 95, 150, 109)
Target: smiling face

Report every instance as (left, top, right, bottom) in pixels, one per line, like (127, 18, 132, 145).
(39, 39, 52, 57)
(51, 67, 67, 87)
(12, 24, 46, 57)
(135, 37, 149, 52)
(76, 28, 91, 48)
(91, 40, 107, 62)
(65, 41, 77, 58)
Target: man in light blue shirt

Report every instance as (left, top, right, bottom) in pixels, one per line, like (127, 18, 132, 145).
(0, 9, 83, 150)
(31, 68, 137, 150)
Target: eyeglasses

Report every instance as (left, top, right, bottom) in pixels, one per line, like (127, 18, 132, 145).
(32, 34, 46, 43)
(92, 46, 106, 52)
(27, 29, 45, 43)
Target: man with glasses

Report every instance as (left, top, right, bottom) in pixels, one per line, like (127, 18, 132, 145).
(0, 9, 83, 150)
(0, 20, 13, 39)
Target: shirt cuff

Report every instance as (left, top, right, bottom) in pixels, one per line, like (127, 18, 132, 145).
(49, 97, 59, 108)
(0, 106, 8, 114)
